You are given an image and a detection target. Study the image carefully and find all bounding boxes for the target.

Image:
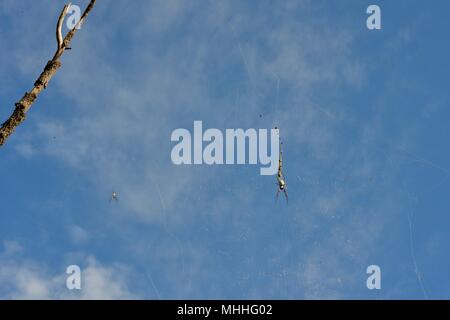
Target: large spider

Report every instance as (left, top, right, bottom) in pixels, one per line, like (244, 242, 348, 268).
(275, 129, 288, 203)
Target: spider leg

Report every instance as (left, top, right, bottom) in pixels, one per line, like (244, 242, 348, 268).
(275, 189, 280, 202)
(283, 189, 288, 203)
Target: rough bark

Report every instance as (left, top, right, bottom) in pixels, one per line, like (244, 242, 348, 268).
(0, 1, 97, 147)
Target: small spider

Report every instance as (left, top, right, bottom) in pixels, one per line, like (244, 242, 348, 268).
(110, 191, 118, 203)
(275, 128, 288, 203)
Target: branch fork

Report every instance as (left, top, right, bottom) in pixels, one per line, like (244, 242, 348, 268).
(0, 1, 97, 147)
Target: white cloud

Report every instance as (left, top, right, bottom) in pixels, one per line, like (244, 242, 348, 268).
(73, 256, 135, 300)
(0, 253, 136, 300)
(2, 241, 23, 256)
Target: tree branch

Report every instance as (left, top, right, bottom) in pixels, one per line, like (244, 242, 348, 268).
(0, 0, 97, 147)
(56, 3, 72, 53)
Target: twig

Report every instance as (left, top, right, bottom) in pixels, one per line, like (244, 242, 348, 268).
(56, 3, 72, 54)
(0, 1, 97, 147)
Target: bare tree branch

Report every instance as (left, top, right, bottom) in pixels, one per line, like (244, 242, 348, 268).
(56, 3, 72, 52)
(0, 0, 97, 147)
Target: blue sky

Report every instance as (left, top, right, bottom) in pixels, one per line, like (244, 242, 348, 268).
(1, 0, 450, 299)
